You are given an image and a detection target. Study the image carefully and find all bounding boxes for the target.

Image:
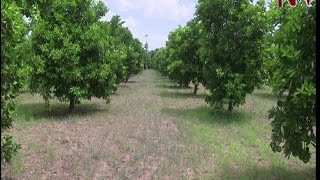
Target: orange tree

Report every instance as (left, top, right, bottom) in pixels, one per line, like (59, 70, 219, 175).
(29, 0, 119, 111)
(109, 15, 144, 83)
(152, 47, 169, 76)
(196, 0, 267, 111)
(165, 19, 204, 93)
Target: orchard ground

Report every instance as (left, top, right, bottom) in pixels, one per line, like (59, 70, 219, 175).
(1, 70, 316, 179)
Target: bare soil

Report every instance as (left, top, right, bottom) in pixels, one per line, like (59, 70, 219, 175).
(1, 70, 315, 180)
(2, 70, 204, 179)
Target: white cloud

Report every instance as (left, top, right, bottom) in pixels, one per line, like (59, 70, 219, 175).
(105, 0, 195, 21)
(134, 32, 168, 50)
(148, 34, 168, 50)
(123, 16, 139, 28)
(102, 0, 196, 49)
(116, 0, 136, 11)
(100, 10, 116, 21)
(142, 0, 195, 21)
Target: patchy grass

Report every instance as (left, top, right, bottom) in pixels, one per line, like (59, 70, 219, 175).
(160, 81, 316, 179)
(1, 70, 316, 179)
(159, 91, 206, 99)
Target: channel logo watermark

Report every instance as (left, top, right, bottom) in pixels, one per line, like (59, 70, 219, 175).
(278, 0, 312, 7)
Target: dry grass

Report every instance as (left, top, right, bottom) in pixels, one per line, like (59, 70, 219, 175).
(1, 70, 316, 179)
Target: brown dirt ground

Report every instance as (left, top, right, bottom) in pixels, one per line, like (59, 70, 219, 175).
(1, 70, 316, 180)
(1, 70, 205, 179)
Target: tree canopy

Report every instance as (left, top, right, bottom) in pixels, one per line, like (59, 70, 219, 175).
(267, 1, 316, 163)
(196, 0, 267, 111)
(1, 0, 26, 162)
(29, 0, 145, 111)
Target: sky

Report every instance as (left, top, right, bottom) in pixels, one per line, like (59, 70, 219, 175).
(100, 0, 271, 50)
(101, 0, 197, 50)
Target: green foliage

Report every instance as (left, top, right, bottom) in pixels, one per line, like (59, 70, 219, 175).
(109, 15, 144, 83)
(143, 42, 152, 69)
(29, 0, 118, 110)
(182, 19, 204, 94)
(1, 0, 26, 162)
(152, 47, 169, 76)
(124, 38, 144, 81)
(166, 26, 190, 87)
(107, 16, 127, 84)
(260, 0, 284, 87)
(16, 38, 36, 91)
(260, 37, 278, 86)
(196, 0, 267, 111)
(166, 57, 189, 87)
(1, 136, 21, 163)
(15, 0, 51, 18)
(148, 49, 157, 69)
(28, 1, 144, 110)
(80, 21, 121, 95)
(165, 20, 203, 92)
(268, 1, 316, 163)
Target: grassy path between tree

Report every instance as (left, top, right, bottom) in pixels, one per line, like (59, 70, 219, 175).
(2, 70, 315, 179)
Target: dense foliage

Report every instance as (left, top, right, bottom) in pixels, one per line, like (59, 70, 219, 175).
(166, 26, 191, 87)
(152, 47, 169, 76)
(165, 19, 204, 93)
(151, 0, 316, 163)
(196, 0, 267, 111)
(1, 1, 26, 162)
(1, 0, 316, 164)
(123, 38, 144, 82)
(29, 1, 145, 111)
(109, 15, 144, 83)
(30, 0, 110, 110)
(182, 19, 204, 94)
(267, 1, 316, 163)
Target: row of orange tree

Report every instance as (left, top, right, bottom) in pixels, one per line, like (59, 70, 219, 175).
(1, 0, 146, 163)
(151, 0, 316, 163)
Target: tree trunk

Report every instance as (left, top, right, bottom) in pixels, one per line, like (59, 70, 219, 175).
(228, 102, 233, 112)
(184, 80, 189, 87)
(194, 84, 198, 95)
(69, 98, 75, 112)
